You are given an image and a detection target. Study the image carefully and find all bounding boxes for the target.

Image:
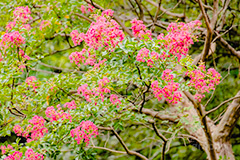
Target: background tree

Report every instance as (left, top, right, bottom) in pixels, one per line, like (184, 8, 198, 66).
(0, 0, 239, 160)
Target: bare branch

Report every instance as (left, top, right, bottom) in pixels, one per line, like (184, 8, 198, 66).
(111, 127, 148, 160)
(215, 91, 240, 140)
(206, 96, 240, 116)
(145, 0, 184, 18)
(74, 13, 93, 23)
(217, 32, 240, 59)
(135, 0, 144, 20)
(149, 120, 167, 160)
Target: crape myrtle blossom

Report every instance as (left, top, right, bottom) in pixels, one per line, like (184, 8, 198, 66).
(69, 9, 124, 67)
(70, 30, 85, 46)
(13, 116, 48, 142)
(63, 100, 77, 110)
(151, 80, 182, 104)
(69, 49, 96, 67)
(80, 4, 95, 14)
(13, 6, 32, 23)
(2, 148, 44, 160)
(78, 77, 111, 103)
(0, 31, 25, 49)
(0, 145, 13, 155)
(45, 105, 72, 122)
(187, 64, 221, 101)
(70, 120, 98, 146)
(110, 94, 121, 108)
(24, 148, 44, 160)
(25, 76, 38, 90)
(19, 49, 30, 60)
(130, 18, 152, 40)
(70, 9, 124, 50)
(5, 21, 16, 32)
(4, 151, 22, 160)
(157, 20, 201, 61)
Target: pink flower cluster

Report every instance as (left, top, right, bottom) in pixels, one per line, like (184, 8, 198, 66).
(69, 49, 96, 67)
(157, 20, 201, 60)
(70, 30, 85, 46)
(78, 77, 111, 103)
(187, 65, 221, 101)
(130, 18, 152, 40)
(4, 151, 22, 160)
(161, 69, 174, 81)
(3, 148, 43, 160)
(136, 47, 149, 62)
(45, 105, 72, 122)
(136, 48, 165, 67)
(80, 4, 95, 14)
(151, 80, 182, 104)
(63, 100, 77, 109)
(5, 22, 16, 32)
(25, 76, 38, 90)
(0, 31, 25, 48)
(77, 84, 93, 102)
(13, 6, 32, 23)
(24, 148, 44, 160)
(70, 120, 98, 146)
(70, 9, 124, 50)
(110, 94, 121, 108)
(39, 20, 50, 31)
(13, 116, 48, 142)
(0, 145, 13, 155)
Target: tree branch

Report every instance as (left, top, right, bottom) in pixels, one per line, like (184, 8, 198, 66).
(145, 0, 184, 18)
(215, 91, 240, 140)
(183, 91, 217, 160)
(111, 127, 148, 160)
(149, 120, 167, 160)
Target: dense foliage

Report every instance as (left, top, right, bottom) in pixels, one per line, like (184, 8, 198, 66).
(0, 0, 239, 160)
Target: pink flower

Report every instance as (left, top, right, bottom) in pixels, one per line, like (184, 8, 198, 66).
(157, 20, 201, 61)
(13, 6, 32, 23)
(70, 30, 85, 46)
(151, 80, 182, 104)
(64, 100, 77, 109)
(13, 125, 23, 136)
(25, 148, 44, 160)
(0, 146, 7, 154)
(94, 59, 107, 69)
(0, 31, 25, 48)
(4, 151, 22, 160)
(70, 121, 98, 146)
(130, 18, 152, 40)
(45, 105, 72, 122)
(187, 65, 221, 101)
(110, 94, 121, 107)
(87, 4, 95, 12)
(19, 49, 30, 60)
(77, 84, 92, 102)
(26, 76, 38, 90)
(136, 47, 149, 62)
(102, 9, 114, 16)
(5, 21, 16, 32)
(80, 5, 86, 14)
(161, 69, 174, 81)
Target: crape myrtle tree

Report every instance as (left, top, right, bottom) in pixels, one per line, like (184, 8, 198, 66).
(0, 0, 239, 160)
